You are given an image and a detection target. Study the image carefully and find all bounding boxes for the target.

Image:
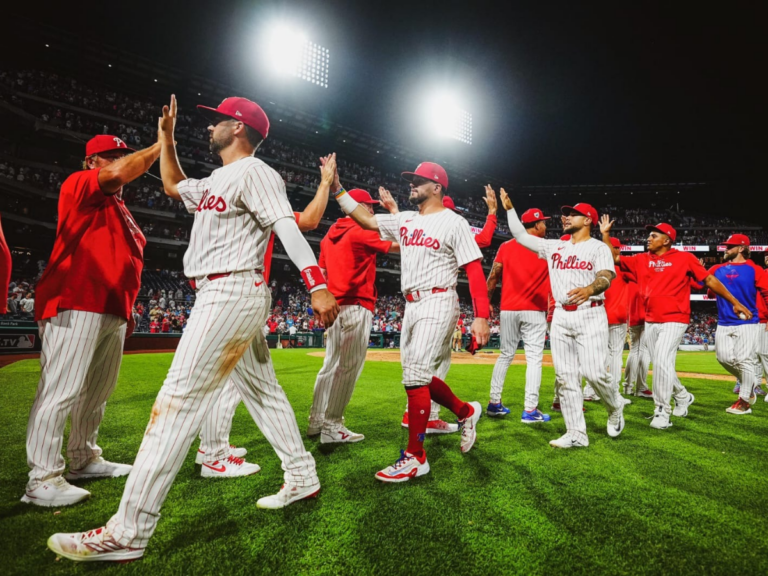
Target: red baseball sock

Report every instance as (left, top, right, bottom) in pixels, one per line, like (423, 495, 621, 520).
(428, 376, 470, 419)
(405, 386, 431, 457)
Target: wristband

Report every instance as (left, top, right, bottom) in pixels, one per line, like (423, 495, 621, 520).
(334, 187, 360, 215)
(301, 265, 327, 293)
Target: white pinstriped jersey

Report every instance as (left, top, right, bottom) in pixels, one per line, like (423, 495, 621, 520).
(537, 238, 615, 307)
(178, 157, 293, 278)
(377, 208, 482, 293)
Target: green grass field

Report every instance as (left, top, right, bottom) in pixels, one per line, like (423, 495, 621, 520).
(1, 350, 767, 575)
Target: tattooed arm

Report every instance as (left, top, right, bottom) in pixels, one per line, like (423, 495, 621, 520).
(566, 269, 615, 306)
(486, 261, 502, 316)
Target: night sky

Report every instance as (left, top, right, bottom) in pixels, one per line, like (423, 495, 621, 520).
(5, 1, 765, 191)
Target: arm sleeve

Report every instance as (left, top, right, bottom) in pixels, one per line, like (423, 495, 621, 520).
(177, 176, 212, 213)
(474, 214, 497, 248)
(687, 253, 711, 282)
(241, 165, 294, 227)
(375, 213, 400, 242)
(506, 208, 546, 256)
(272, 218, 325, 287)
(453, 219, 484, 268)
(463, 259, 491, 319)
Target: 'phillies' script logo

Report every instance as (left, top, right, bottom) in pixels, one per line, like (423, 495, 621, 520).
(196, 189, 227, 213)
(648, 260, 673, 272)
(551, 253, 593, 270)
(400, 227, 441, 250)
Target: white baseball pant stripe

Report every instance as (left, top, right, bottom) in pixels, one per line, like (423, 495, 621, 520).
(756, 325, 768, 383)
(607, 323, 628, 391)
(309, 305, 372, 430)
(644, 322, 689, 414)
(716, 324, 760, 403)
(489, 310, 547, 409)
(26, 310, 126, 489)
(550, 305, 622, 444)
(624, 324, 650, 392)
(106, 272, 316, 549)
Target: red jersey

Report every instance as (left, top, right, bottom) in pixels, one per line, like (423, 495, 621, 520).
(495, 238, 550, 312)
(263, 212, 301, 282)
(619, 248, 710, 324)
(605, 264, 628, 325)
(474, 214, 497, 249)
(0, 214, 11, 314)
(35, 169, 145, 321)
(318, 217, 392, 311)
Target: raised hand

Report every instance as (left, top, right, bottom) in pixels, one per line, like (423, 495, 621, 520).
(599, 214, 615, 234)
(497, 186, 513, 211)
(320, 153, 340, 192)
(483, 186, 497, 215)
(158, 94, 177, 143)
(319, 153, 337, 187)
(379, 187, 399, 214)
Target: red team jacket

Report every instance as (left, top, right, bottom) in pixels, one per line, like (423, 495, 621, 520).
(318, 218, 392, 312)
(35, 169, 146, 321)
(494, 238, 550, 312)
(604, 264, 629, 325)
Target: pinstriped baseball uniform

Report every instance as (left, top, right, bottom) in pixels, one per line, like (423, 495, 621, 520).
(376, 209, 482, 388)
(538, 237, 623, 443)
(106, 157, 318, 549)
(623, 278, 650, 393)
(604, 265, 629, 394)
(489, 239, 550, 409)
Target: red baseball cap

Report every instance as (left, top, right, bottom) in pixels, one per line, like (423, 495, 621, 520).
(521, 208, 550, 224)
(85, 135, 135, 157)
(561, 203, 598, 222)
(401, 162, 449, 189)
(724, 233, 750, 246)
(609, 237, 622, 248)
(560, 234, 572, 241)
(645, 222, 677, 243)
(348, 189, 380, 205)
(442, 196, 457, 211)
(197, 97, 270, 139)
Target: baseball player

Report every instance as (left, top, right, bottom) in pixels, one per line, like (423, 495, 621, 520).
(48, 95, 339, 563)
(501, 191, 625, 448)
(23, 136, 160, 508)
(452, 322, 463, 352)
(707, 234, 768, 414)
(307, 187, 399, 443)
(333, 161, 489, 482)
(194, 158, 336, 473)
(600, 217, 752, 429)
(621, 267, 653, 399)
(485, 204, 551, 422)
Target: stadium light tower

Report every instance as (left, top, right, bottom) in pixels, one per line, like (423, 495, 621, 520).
(425, 92, 472, 145)
(264, 25, 330, 88)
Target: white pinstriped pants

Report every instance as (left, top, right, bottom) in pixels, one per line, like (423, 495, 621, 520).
(489, 310, 547, 409)
(755, 324, 768, 383)
(197, 378, 241, 463)
(624, 324, 650, 392)
(308, 305, 372, 430)
(107, 272, 316, 548)
(644, 322, 689, 414)
(550, 305, 622, 443)
(716, 324, 760, 403)
(607, 323, 628, 391)
(26, 310, 126, 489)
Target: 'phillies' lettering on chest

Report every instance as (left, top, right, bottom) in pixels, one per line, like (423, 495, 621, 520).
(648, 259, 673, 272)
(400, 227, 441, 250)
(196, 189, 227, 213)
(551, 252, 593, 270)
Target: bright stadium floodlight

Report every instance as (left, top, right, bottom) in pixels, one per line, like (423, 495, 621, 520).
(426, 93, 472, 145)
(264, 25, 330, 88)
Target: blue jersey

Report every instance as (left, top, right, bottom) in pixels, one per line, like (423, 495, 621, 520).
(708, 261, 768, 326)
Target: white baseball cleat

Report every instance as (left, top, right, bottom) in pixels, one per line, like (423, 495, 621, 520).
(256, 483, 320, 509)
(320, 426, 364, 444)
(650, 407, 673, 429)
(47, 527, 143, 563)
(375, 450, 430, 483)
(607, 406, 625, 438)
(195, 445, 247, 465)
(672, 393, 695, 417)
(201, 455, 260, 478)
(549, 433, 589, 449)
(426, 419, 459, 434)
(65, 457, 132, 480)
(635, 389, 654, 400)
(21, 477, 90, 507)
(459, 401, 482, 453)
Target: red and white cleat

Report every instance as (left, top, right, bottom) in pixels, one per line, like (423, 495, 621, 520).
(320, 426, 365, 444)
(459, 401, 482, 453)
(401, 412, 458, 434)
(47, 527, 143, 563)
(195, 444, 247, 465)
(635, 389, 654, 400)
(375, 451, 430, 483)
(200, 455, 260, 478)
(256, 483, 320, 509)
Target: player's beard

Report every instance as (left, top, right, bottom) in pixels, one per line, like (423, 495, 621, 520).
(723, 251, 736, 262)
(564, 224, 579, 234)
(209, 131, 235, 156)
(408, 189, 429, 205)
